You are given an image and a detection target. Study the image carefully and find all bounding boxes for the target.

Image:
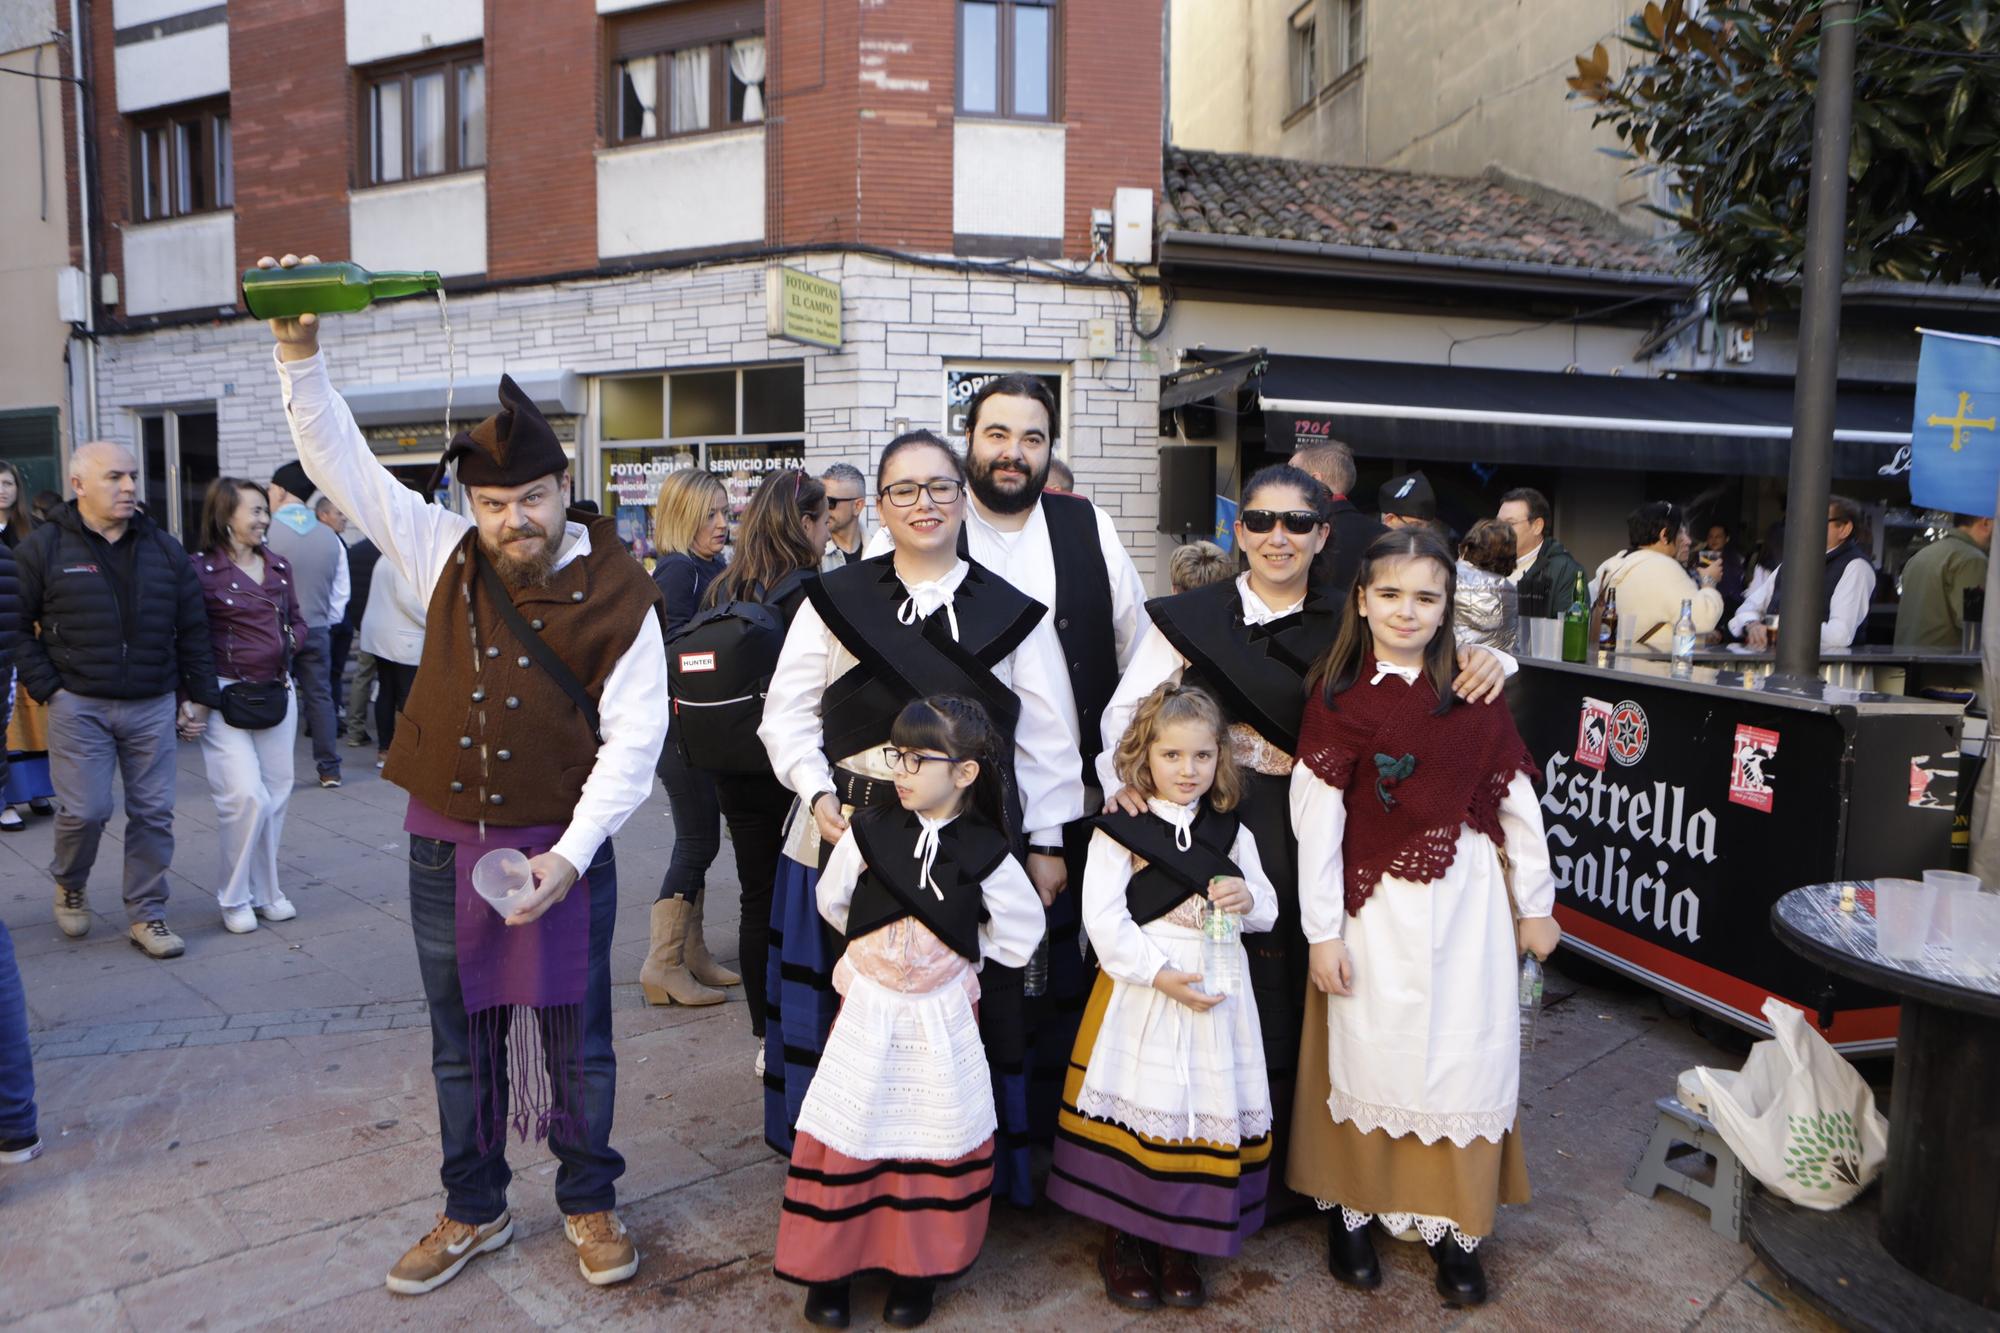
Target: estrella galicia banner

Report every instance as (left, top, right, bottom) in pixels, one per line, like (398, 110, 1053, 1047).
(1911, 328, 2000, 518)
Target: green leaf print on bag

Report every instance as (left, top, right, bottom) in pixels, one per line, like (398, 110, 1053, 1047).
(1780, 1108, 1864, 1192)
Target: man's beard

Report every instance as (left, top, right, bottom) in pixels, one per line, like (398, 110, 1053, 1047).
(968, 450, 1050, 516)
(486, 523, 561, 589)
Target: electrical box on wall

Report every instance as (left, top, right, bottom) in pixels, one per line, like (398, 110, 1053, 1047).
(56, 267, 88, 323)
(1086, 318, 1117, 358)
(1113, 188, 1153, 265)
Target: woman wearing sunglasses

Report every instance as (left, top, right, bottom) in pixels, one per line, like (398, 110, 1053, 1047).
(756, 430, 1071, 1162)
(1097, 464, 1514, 1216)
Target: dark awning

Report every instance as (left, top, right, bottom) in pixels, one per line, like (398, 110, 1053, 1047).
(1252, 354, 1911, 478)
(1162, 348, 1267, 409)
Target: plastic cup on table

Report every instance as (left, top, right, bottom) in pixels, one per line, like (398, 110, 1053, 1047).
(1952, 893, 2000, 977)
(1923, 869, 1981, 948)
(471, 847, 535, 917)
(1873, 877, 1938, 962)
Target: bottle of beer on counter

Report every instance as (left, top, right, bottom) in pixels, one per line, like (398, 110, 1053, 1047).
(1672, 597, 1697, 662)
(1561, 571, 1588, 663)
(240, 261, 442, 320)
(1597, 585, 1619, 654)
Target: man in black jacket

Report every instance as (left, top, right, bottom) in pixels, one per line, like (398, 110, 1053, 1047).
(1292, 440, 1387, 596)
(1498, 487, 1588, 617)
(9, 443, 220, 959)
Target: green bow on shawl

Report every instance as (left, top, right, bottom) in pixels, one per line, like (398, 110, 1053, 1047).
(1373, 752, 1417, 810)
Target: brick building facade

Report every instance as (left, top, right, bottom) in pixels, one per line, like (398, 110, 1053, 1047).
(58, 0, 1167, 574)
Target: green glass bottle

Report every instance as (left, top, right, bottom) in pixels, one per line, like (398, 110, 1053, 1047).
(1561, 570, 1589, 663)
(241, 261, 442, 320)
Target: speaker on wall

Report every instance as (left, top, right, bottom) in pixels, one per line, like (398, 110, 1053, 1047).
(1157, 446, 1216, 534)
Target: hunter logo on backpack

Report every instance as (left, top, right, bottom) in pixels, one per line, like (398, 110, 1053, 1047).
(664, 569, 809, 774)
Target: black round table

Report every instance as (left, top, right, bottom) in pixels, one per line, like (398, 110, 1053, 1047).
(1759, 883, 2000, 1325)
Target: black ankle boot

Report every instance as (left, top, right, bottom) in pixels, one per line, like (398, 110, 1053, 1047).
(1326, 1215, 1382, 1290)
(803, 1281, 851, 1327)
(882, 1277, 936, 1327)
(1427, 1236, 1488, 1307)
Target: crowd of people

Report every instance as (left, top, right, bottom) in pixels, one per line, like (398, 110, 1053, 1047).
(0, 251, 1986, 1324)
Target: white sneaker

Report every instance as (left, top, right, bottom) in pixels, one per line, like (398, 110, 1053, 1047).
(221, 905, 258, 934)
(256, 896, 298, 922)
(754, 1043, 767, 1078)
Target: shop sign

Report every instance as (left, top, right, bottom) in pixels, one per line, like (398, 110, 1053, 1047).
(605, 454, 695, 507)
(945, 368, 1064, 439)
(766, 266, 842, 350)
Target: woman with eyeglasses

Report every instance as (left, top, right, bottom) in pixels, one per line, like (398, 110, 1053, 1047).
(756, 430, 1069, 1160)
(681, 469, 829, 1070)
(1097, 464, 1515, 1216)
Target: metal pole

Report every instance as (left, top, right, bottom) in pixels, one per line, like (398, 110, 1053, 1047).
(1773, 0, 1858, 684)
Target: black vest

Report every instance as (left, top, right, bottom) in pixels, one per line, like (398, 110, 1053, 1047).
(960, 492, 1118, 781)
(1772, 540, 1874, 644)
(1143, 578, 1341, 755)
(845, 806, 1015, 961)
(1095, 805, 1244, 927)
(808, 553, 1046, 764)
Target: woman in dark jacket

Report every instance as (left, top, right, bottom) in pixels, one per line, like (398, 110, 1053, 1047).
(0, 463, 46, 830)
(190, 478, 306, 934)
(640, 468, 736, 1006)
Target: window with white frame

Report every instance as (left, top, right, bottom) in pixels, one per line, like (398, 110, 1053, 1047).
(1337, 0, 1365, 75)
(1289, 3, 1319, 110)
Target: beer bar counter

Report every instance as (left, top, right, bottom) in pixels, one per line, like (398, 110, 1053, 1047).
(1507, 648, 1966, 1052)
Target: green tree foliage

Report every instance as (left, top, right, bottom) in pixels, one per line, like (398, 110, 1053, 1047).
(1570, 1, 2000, 305)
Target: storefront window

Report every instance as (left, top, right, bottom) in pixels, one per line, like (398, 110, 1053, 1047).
(604, 444, 700, 564)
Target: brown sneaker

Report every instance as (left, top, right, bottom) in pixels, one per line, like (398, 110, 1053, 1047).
(563, 1209, 639, 1286)
(53, 884, 90, 938)
(386, 1211, 513, 1295)
(127, 920, 184, 959)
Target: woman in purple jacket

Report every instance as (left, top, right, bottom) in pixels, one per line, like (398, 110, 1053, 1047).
(190, 477, 306, 934)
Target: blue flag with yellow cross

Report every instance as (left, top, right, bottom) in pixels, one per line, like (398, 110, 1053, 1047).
(1912, 328, 2000, 518)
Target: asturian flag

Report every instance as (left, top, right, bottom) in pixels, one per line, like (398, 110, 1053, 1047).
(1911, 328, 2000, 518)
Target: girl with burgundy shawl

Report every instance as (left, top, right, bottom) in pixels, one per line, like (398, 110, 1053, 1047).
(1289, 528, 1561, 1308)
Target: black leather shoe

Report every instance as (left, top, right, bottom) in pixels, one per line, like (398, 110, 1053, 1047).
(882, 1277, 935, 1327)
(1326, 1215, 1383, 1290)
(1428, 1237, 1488, 1307)
(803, 1281, 851, 1327)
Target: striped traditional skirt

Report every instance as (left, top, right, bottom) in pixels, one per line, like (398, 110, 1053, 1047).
(775, 1134, 994, 1285)
(1046, 971, 1272, 1258)
(764, 844, 842, 1156)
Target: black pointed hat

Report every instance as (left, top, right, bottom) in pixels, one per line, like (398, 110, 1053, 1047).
(427, 374, 566, 495)
(1377, 471, 1437, 520)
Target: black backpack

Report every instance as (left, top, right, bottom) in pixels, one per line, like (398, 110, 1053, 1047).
(664, 569, 808, 773)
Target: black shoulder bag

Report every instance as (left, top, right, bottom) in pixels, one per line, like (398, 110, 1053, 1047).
(218, 576, 293, 731)
(474, 549, 602, 741)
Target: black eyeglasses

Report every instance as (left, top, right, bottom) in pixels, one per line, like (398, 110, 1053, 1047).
(826, 494, 865, 507)
(1241, 508, 1322, 535)
(881, 745, 963, 775)
(880, 479, 964, 507)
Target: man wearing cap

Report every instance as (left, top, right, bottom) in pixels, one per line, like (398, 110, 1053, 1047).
(264, 460, 348, 789)
(260, 254, 667, 1296)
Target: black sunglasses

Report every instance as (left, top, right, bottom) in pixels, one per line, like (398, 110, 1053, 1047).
(1240, 508, 1322, 536)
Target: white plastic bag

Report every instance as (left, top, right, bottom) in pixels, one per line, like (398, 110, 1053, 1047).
(1693, 997, 1889, 1210)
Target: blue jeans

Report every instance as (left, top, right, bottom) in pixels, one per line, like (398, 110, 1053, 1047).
(409, 833, 623, 1224)
(289, 625, 341, 779)
(654, 741, 721, 902)
(0, 922, 35, 1142)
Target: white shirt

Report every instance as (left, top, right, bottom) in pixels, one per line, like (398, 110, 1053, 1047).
(1508, 542, 1543, 584)
(274, 348, 669, 876)
(1080, 798, 1278, 988)
(814, 813, 1046, 969)
(756, 557, 1077, 840)
(868, 496, 1149, 842)
(1727, 551, 1876, 649)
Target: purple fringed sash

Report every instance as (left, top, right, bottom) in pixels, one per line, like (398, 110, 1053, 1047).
(405, 800, 591, 1154)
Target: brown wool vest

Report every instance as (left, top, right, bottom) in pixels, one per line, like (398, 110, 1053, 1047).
(382, 512, 665, 826)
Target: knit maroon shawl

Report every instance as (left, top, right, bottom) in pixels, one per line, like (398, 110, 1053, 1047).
(1296, 655, 1536, 917)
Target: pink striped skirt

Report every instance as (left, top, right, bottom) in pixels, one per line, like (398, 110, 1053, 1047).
(774, 1133, 994, 1284)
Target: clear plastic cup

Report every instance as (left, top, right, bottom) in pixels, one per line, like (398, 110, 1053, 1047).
(1873, 877, 1938, 962)
(1923, 869, 1981, 947)
(471, 847, 535, 916)
(1952, 893, 2000, 977)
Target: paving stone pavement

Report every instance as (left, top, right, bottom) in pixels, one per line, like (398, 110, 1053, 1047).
(0, 733, 1844, 1330)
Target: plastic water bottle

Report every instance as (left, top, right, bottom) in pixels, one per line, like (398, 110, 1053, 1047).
(1518, 955, 1545, 1054)
(1199, 898, 1242, 999)
(1023, 935, 1049, 998)
(1672, 597, 1697, 663)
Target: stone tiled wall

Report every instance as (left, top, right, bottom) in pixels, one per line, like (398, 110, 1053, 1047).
(91, 252, 1163, 573)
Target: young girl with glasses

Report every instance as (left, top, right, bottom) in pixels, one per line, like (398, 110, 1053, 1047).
(1102, 467, 1519, 1216)
(1047, 683, 1276, 1311)
(1289, 527, 1560, 1308)
(774, 695, 1044, 1330)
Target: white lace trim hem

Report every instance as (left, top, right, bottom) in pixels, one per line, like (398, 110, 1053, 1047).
(1315, 1201, 1482, 1249)
(1325, 1086, 1512, 1148)
(1073, 1088, 1271, 1147)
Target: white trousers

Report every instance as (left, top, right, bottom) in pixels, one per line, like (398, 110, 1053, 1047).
(197, 683, 297, 910)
